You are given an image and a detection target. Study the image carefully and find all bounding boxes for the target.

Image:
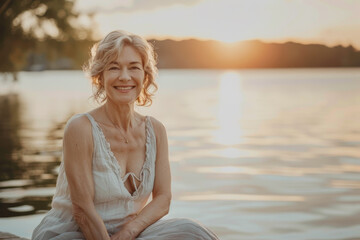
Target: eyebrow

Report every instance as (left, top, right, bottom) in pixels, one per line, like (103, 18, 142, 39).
(109, 61, 142, 65)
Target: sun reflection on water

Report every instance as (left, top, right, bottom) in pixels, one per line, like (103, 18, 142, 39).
(213, 71, 244, 146)
(214, 147, 245, 158)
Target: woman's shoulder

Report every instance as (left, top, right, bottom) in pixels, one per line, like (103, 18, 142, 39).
(64, 113, 93, 139)
(147, 116, 167, 141)
(147, 116, 165, 130)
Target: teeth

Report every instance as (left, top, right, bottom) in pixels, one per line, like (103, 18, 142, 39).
(115, 86, 134, 90)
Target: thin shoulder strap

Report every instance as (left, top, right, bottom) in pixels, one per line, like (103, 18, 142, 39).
(84, 113, 97, 126)
(146, 116, 156, 141)
(83, 113, 102, 154)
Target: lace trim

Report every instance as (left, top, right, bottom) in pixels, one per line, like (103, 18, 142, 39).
(89, 114, 153, 199)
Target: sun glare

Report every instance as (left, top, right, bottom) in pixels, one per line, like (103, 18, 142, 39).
(93, 0, 360, 49)
(213, 71, 244, 146)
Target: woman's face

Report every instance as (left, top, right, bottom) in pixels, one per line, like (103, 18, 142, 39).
(102, 44, 145, 105)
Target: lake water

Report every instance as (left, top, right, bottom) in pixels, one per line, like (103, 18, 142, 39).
(0, 68, 360, 239)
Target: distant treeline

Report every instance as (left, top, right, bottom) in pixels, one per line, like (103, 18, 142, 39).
(24, 39, 360, 71)
(152, 39, 360, 69)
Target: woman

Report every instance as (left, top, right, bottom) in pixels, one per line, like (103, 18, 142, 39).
(32, 30, 219, 240)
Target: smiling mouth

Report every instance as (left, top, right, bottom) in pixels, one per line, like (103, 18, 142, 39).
(114, 86, 135, 90)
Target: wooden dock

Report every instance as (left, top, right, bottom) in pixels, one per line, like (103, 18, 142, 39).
(0, 232, 29, 240)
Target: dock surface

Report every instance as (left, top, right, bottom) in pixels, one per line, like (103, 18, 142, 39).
(0, 232, 29, 240)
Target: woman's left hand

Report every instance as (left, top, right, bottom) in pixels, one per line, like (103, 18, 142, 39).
(110, 229, 136, 240)
(110, 223, 139, 240)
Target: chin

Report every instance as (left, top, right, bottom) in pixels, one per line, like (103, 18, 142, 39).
(116, 98, 137, 105)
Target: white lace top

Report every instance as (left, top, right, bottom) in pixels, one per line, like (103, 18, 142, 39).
(32, 113, 156, 239)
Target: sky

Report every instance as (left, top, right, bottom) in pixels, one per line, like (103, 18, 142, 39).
(75, 0, 360, 49)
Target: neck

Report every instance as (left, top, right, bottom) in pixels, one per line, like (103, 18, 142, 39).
(103, 101, 136, 132)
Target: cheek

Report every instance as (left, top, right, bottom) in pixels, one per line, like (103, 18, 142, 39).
(103, 73, 116, 86)
(104, 71, 116, 79)
(140, 73, 146, 84)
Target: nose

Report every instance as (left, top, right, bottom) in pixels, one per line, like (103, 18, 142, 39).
(118, 69, 131, 81)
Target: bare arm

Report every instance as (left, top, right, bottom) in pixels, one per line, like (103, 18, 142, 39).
(111, 118, 172, 240)
(64, 115, 110, 240)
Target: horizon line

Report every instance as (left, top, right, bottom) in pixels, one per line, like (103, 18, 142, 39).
(140, 36, 359, 50)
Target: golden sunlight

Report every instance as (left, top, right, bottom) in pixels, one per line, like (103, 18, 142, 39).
(92, 0, 360, 49)
(213, 71, 243, 146)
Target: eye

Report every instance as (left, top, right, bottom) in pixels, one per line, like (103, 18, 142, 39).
(130, 66, 141, 70)
(109, 66, 119, 70)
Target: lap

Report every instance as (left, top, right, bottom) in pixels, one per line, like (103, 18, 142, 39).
(137, 218, 219, 240)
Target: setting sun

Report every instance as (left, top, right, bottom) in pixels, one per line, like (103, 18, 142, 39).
(79, 0, 360, 48)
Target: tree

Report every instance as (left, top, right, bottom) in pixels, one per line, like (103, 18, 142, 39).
(0, 0, 94, 78)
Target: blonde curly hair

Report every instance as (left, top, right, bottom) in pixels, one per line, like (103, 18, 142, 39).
(84, 30, 158, 106)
